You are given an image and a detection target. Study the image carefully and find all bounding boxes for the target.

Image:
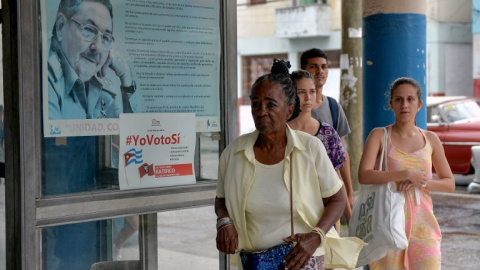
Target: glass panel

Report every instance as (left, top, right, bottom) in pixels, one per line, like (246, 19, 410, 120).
(42, 209, 220, 270)
(43, 136, 107, 195)
(42, 215, 140, 270)
(157, 206, 218, 269)
(43, 220, 113, 270)
(41, 0, 221, 196)
(42, 132, 219, 196)
(42, 135, 125, 195)
(113, 215, 140, 261)
(199, 133, 219, 180)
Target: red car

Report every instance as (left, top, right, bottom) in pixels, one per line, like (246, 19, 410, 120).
(427, 96, 480, 174)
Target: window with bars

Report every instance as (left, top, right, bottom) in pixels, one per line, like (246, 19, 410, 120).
(241, 54, 288, 105)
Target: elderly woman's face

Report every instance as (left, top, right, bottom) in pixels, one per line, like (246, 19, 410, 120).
(251, 81, 293, 134)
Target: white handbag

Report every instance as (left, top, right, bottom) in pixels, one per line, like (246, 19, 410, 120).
(349, 127, 408, 267)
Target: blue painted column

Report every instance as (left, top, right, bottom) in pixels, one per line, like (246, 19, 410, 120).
(363, 0, 427, 141)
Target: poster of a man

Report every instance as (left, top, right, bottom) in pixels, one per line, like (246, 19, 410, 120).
(43, 0, 221, 137)
(47, 0, 136, 120)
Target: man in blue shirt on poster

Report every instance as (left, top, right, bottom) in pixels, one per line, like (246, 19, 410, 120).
(48, 0, 137, 120)
(44, 1, 137, 270)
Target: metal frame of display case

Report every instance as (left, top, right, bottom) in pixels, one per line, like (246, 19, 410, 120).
(2, 0, 237, 269)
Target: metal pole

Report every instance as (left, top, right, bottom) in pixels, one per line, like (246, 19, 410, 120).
(341, 0, 363, 190)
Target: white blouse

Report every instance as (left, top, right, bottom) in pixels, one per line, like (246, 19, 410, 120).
(245, 159, 311, 250)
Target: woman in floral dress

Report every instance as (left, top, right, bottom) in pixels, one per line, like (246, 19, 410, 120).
(358, 77, 455, 269)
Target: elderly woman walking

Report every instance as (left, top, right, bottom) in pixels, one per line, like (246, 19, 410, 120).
(215, 60, 364, 270)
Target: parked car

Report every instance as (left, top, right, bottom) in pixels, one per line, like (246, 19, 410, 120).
(427, 96, 480, 174)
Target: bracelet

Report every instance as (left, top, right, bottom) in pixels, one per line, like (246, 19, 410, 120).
(217, 223, 234, 231)
(216, 217, 233, 230)
(311, 227, 326, 247)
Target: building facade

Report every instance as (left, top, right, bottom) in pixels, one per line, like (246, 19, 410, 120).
(237, 0, 474, 134)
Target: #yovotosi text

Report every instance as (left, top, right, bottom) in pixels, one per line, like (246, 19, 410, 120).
(125, 134, 181, 146)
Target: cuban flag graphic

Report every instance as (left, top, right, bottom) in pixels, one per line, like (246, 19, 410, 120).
(123, 148, 143, 167)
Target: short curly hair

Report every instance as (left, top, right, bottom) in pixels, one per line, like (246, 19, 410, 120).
(300, 48, 328, 69)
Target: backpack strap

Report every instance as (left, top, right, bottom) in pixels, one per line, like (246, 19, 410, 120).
(327, 96, 339, 130)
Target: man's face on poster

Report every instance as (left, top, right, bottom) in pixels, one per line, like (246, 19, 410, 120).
(56, 1, 113, 82)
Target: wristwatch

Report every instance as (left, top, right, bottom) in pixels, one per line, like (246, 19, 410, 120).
(121, 80, 136, 94)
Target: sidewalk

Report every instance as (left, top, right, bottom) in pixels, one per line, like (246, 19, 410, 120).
(155, 206, 360, 270)
(0, 176, 477, 269)
(154, 178, 480, 269)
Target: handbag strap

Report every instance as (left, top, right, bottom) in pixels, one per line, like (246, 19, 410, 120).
(289, 152, 294, 238)
(378, 127, 389, 172)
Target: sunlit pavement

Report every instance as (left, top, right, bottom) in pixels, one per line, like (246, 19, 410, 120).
(431, 191, 480, 269)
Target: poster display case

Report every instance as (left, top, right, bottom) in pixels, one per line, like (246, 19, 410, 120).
(3, 0, 237, 269)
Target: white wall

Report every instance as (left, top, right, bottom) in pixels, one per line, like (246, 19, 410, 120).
(427, 0, 472, 23)
(445, 43, 473, 96)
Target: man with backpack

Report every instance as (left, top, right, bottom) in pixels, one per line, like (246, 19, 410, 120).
(301, 48, 354, 213)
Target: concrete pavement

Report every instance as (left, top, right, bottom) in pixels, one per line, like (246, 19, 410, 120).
(151, 177, 480, 269)
(151, 174, 480, 269)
